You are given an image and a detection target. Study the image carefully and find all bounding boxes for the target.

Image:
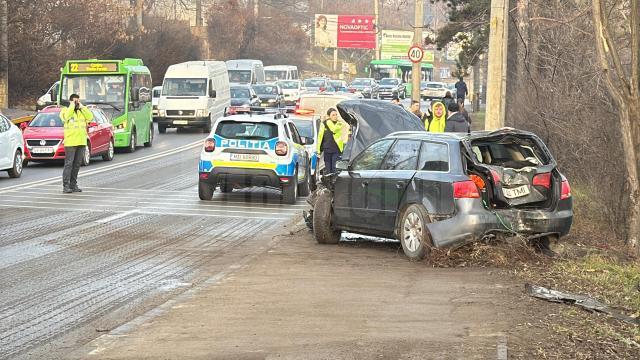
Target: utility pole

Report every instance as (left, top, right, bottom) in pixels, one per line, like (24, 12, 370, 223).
(195, 0, 203, 26)
(411, 0, 424, 102)
(485, 0, 509, 130)
(0, 0, 7, 109)
(374, 0, 380, 60)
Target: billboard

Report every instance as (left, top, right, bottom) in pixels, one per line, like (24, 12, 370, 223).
(315, 14, 376, 49)
(380, 30, 413, 60)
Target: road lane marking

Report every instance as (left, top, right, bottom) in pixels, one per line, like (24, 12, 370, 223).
(0, 140, 203, 194)
(0, 204, 288, 220)
(95, 210, 139, 224)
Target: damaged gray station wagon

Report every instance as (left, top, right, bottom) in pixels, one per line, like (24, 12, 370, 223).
(312, 101, 573, 260)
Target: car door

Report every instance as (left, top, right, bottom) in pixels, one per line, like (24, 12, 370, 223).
(407, 141, 455, 215)
(367, 139, 421, 232)
(333, 138, 395, 231)
(287, 122, 307, 182)
(0, 116, 11, 168)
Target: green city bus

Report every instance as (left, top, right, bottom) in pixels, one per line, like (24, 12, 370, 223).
(58, 58, 153, 152)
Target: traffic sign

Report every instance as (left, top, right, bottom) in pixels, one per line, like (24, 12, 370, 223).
(407, 45, 424, 63)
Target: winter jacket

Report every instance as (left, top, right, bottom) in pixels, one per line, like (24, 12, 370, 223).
(425, 101, 447, 133)
(60, 105, 93, 147)
(444, 112, 470, 133)
(317, 120, 344, 153)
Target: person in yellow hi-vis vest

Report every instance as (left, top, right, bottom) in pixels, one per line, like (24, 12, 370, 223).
(317, 108, 344, 174)
(59, 94, 93, 193)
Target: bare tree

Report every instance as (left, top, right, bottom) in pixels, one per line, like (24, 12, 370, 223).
(592, 0, 640, 253)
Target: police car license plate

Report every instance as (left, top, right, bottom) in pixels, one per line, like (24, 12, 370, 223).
(230, 153, 259, 162)
(503, 185, 530, 199)
(173, 120, 188, 125)
(31, 147, 54, 154)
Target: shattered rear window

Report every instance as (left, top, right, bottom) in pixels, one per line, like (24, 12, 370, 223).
(471, 136, 550, 168)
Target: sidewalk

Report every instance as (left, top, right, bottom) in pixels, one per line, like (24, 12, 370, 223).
(72, 223, 523, 359)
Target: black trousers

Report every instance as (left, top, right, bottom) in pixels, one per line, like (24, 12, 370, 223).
(63, 146, 85, 189)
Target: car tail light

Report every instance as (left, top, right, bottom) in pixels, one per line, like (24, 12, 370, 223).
(294, 99, 300, 111)
(469, 174, 485, 190)
(561, 179, 571, 200)
(319, 87, 325, 92)
(454, 180, 481, 199)
(275, 141, 288, 156)
(532, 172, 551, 188)
(204, 138, 215, 152)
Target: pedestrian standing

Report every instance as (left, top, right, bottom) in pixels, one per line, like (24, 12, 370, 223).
(455, 77, 469, 102)
(60, 94, 93, 193)
(317, 108, 344, 174)
(443, 91, 456, 109)
(457, 98, 472, 127)
(444, 102, 470, 133)
(410, 100, 428, 124)
(425, 101, 447, 133)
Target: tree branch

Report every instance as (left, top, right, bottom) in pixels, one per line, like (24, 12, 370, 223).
(598, 0, 631, 95)
(631, 0, 639, 97)
(592, 0, 624, 101)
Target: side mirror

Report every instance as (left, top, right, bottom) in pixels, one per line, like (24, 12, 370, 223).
(336, 160, 349, 172)
(209, 89, 216, 98)
(301, 136, 314, 145)
(138, 87, 151, 103)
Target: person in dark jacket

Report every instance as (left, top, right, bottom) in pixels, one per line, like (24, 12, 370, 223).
(455, 77, 468, 102)
(442, 91, 455, 109)
(457, 98, 472, 126)
(444, 102, 470, 133)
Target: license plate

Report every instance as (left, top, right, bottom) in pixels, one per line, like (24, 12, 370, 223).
(31, 147, 54, 154)
(503, 185, 530, 199)
(261, 103, 269, 107)
(230, 153, 259, 162)
(173, 120, 188, 125)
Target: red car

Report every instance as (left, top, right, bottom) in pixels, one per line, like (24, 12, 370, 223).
(22, 106, 115, 167)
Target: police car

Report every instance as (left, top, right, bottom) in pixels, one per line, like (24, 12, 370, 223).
(198, 111, 311, 204)
(288, 110, 321, 190)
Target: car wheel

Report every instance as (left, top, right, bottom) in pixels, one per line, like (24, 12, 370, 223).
(313, 189, 341, 244)
(102, 140, 114, 161)
(81, 144, 91, 166)
(158, 125, 167, 134)
(298, 165, 310, 197)
(125, 129, 136, 153)
(7, 150, 23, 178)
(281, 170, 297, 204)
(198, 181, 214, 200)
(399, 204, 433, 261)
(22, 159, 29, 168)
(144, 123, 154, 147)
(219, 182, 233, 193)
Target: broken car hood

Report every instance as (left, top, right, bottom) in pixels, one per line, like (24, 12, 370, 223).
(336, 100, 425, 161)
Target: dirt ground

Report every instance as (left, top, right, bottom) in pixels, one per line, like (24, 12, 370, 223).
(70, 222, 532, 359)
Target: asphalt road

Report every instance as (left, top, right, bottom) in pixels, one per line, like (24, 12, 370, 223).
(0, 127, 307, 359)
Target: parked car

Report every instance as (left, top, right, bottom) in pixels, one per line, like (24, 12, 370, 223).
(421, 82, 448, 100)
(228, 84, 261, 114)
(311, 101, 573, 261)
(348, 78, 379, 99)
(0, 113, 24, 178)
(252, 84, 285, 108)
(378, 78, 406, 99)
(302, 78, 333, 94)
(22, 106, 115, 167)
(276, 80, 302, 106)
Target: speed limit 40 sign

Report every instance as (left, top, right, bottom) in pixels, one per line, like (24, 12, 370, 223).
(407, 45, 424, 63)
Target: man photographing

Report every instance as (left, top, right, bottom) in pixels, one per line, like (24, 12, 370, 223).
(60, 94, 94, 193)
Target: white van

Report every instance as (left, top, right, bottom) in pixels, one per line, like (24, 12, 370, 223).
(151, 86, 162, 121)
(226, 59, 265, 85)
(264, 65, 299, 82)
(157, 61, 230, 133)
(36, 81, 59, 110)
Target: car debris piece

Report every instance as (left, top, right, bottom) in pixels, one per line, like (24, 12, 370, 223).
(525, 283, 640, 325)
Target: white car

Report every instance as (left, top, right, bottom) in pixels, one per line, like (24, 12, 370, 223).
(198, 111, 312, 203)
(152, 85, 162, 120)
(421, 82, 449, 100)
(276, 80, 302, 106)
(0, 113, 25, 178)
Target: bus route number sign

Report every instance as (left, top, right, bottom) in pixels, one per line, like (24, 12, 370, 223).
(407, 45, 424, 63)
(69, 62, 118, 73)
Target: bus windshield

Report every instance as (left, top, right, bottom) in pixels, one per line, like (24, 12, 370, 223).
(228, 70, 252, 83)
(61, 75, 126, 113)
(265, 70, 287, 81)
(163, 78, 207, 96)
